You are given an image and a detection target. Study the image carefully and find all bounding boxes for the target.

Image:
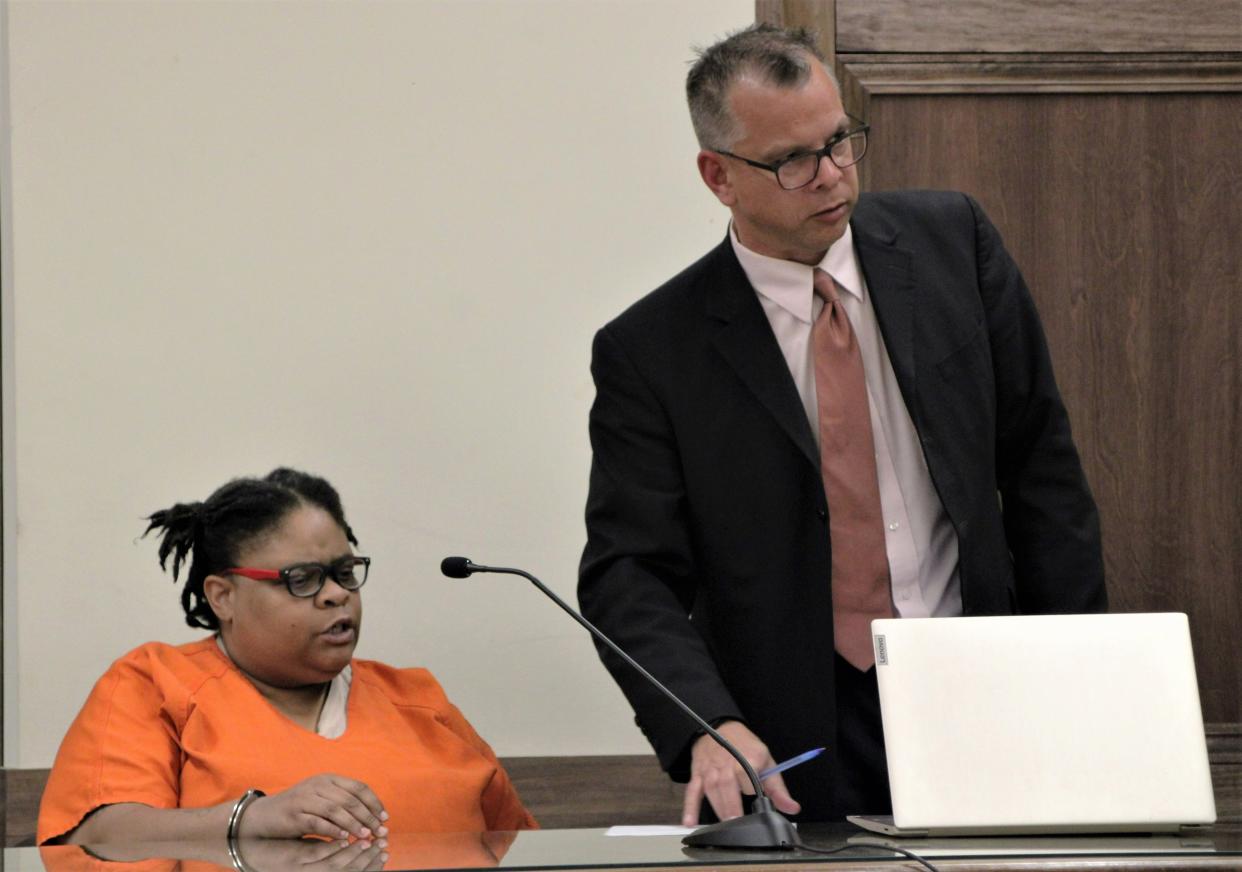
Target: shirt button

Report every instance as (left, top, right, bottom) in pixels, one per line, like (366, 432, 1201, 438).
(888, 521, 900, 531)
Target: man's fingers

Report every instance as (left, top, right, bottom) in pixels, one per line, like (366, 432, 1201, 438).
(701, 766, 745, 821)
(736, 763, 757, 796)
(685, 724, 781, 824)
(684, 725, 802, 825)
(681, 776, 705, 827)
(761, 772, 802, 815)
(704, 785, 744, 820)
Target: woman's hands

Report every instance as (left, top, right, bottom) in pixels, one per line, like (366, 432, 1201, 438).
(239, 774, 389, 841)
(60, 774, 388, 845)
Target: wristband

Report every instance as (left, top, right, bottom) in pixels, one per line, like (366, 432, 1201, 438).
(226, 788, 266, 842)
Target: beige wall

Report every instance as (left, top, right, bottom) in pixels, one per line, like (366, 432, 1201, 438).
(1, 0, 752, 767)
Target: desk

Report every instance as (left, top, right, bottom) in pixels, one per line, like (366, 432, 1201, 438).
(7, 824, 1242, 871)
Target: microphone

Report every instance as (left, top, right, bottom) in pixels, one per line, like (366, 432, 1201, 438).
(440, 556, 473, 578)
(440, 556, 801, 850)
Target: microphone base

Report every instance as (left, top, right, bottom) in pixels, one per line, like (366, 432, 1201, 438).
(681, 807, 802, 850)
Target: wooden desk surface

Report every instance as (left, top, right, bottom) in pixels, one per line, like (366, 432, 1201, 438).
(6, 824, 1242, 872)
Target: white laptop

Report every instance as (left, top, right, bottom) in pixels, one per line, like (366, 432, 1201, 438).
(847, 612, 1217, 836)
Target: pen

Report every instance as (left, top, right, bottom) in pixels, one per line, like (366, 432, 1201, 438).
(758, 746, 826, 781)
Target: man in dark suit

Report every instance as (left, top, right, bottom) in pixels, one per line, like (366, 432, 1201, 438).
(578, 24, 1106, 825)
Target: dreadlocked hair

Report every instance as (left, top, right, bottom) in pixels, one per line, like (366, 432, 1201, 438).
(142, 468, 359, 630)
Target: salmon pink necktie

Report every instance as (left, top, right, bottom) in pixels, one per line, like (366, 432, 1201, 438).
(812, 268, 893, 671)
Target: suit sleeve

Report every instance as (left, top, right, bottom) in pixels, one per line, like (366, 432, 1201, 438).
(578, 324, 744, 779)
(968, 194, 1107, 612)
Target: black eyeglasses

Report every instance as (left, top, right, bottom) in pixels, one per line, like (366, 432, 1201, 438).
(226, 555, 371, 598)
(715, 116, 869, 190)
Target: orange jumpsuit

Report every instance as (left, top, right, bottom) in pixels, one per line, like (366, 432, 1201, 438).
(38, 638, 537, 843)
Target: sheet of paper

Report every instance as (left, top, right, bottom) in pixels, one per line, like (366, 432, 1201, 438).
(604, 825, 699, 837)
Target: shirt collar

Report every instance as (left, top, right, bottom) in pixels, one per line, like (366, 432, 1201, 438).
(819, 224, 865, 302)
(730, 223, 864, 323)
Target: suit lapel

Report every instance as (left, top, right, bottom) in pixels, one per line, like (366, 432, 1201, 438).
(852, 206, 917, 403)
(703, 241, 820, 469)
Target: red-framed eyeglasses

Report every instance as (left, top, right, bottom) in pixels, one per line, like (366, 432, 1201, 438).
(225, 555, 371, 598)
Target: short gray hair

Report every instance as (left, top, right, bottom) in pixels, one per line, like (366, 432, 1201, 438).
(686, 24, 832, 150)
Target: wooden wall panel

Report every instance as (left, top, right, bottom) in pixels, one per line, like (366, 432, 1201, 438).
(756, 0, 835, 46)
(836, 0, 1242, 54)
(500, 755, 682, 829)
(841, 56, 1242, 94)
(861, 92, 1241, 726)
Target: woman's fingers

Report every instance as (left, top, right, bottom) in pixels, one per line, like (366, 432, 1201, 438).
(321, 776, 388, 835)
(246, 774, 388, 840)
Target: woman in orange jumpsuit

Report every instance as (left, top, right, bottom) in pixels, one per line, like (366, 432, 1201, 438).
(38, 468, 536, 846)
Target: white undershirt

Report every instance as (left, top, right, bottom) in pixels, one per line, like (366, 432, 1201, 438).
(730, 225, 963, 618)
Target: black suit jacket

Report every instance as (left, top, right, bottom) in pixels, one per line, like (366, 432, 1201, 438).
(578, 190, 1106, 820)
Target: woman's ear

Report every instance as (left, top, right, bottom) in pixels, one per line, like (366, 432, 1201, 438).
(203, 574, 236, 625)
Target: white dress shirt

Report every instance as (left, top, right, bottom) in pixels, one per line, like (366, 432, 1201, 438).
(730, 225, 963, 618)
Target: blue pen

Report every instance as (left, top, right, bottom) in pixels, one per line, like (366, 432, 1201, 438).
(758, 746, 826, 781)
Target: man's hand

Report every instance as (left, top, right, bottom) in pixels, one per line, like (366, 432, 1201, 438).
(241, 774, 389, 841)
(681, 720, 801, 826)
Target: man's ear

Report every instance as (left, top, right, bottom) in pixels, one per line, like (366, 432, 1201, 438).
(697, 150, 737, 206)
(203, 574, 236, 625)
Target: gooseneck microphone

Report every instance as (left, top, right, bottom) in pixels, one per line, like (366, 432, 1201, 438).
(440, 556, 801, 850)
